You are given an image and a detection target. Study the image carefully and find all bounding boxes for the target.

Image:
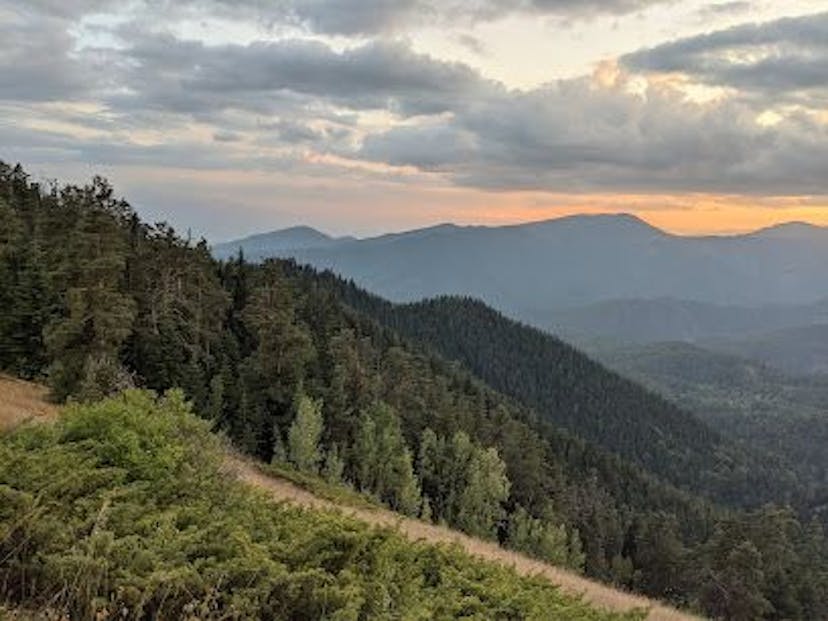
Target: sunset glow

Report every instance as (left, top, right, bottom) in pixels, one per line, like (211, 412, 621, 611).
(2, 0, 826, 240)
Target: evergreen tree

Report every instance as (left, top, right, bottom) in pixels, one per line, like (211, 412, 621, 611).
(44, 190, 136, 400)
(322, 443, 345, 483)
(288, 394, 324, 473)
(508, 505, 584, 570)
(456, 445, 510, 539)
(271, 422, 288, 464)
(240, 262, 313, 456)
(353, 401, 421, 514)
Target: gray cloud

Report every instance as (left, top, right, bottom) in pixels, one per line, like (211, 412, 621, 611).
(115, 33, 498, 117)
(697, 1, 752, 19)
(285, 0, 674, 35)
(623, 11, 828, 100)
(359, 77, 828, 195)
(0, 7, 91, 102)
(11, 0, 673, 37)
(213, 131, 243, 142)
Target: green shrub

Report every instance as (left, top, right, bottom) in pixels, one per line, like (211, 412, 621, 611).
(0, 390, 643, 620)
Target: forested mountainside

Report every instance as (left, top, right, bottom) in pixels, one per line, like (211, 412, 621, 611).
(534, 297, 828, 347)
(305, 284, 796, 509)
(591, 342, 828, 518)
(2, 161, 827, 619)
(709, 324, 828, 376)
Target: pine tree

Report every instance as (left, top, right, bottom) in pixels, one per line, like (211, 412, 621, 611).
(456, 446, 510, 539)
(44, 194, 136, 400)
(271, 424, 288, 464)
(322, 444, 345, 483)
(396, 447, 422, 517)
(508, 505, 583, 570)
(353, 401, 420, 513)
(288, 394, 324, 473)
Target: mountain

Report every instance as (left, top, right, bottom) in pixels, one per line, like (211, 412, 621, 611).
(212, 225, 353, 260)
(214, 215, 828, 315)
(308, 279, 799, 509)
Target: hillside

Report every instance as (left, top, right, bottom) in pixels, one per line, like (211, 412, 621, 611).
(0, 387, 653, 621)
(590, 343, 828, 513)
(317, 285, 796, 509)
(708, 324, 828, 376)
(2, 162, 828, 619)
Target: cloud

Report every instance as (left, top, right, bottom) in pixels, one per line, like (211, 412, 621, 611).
(697, 1, 752, 19)
(622, 11, 828, 102)
(2, 0, 826, 202)
(10, 0, 673, 37)
(285, 0, 674, 35)
(359, 76, 828, 195)
(115, 33, 498, 118)
(0, 8, 92, 102)
(213, 131, 242, 142)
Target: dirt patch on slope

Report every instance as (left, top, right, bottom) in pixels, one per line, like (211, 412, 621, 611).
(0, 375, 56, 431)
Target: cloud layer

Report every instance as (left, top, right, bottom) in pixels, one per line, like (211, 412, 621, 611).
(1, 0, 826, 233)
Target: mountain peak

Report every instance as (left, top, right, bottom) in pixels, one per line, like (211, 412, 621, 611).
(751, 221, 825, 240)
(514, 213, 666, 240)
(212, 225, 339, 260)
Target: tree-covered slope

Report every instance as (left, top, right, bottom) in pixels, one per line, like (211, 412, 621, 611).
(315, 286, 795, 509)
(591, 341, 828, 516)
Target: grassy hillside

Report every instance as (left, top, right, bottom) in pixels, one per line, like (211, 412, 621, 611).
(0, 390, 641, 621)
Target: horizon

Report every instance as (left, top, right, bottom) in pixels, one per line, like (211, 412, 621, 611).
(3, 1, 826, 240)
(214, 211, 828, 245)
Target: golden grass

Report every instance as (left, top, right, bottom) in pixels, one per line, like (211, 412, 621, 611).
(0, 374, 56, 432)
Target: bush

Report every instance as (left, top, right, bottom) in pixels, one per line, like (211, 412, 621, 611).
(0, 391, 642, 620)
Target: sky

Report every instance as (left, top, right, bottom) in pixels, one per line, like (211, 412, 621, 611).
(1, 0, 827, 241)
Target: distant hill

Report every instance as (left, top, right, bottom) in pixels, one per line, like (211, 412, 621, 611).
(212, 225, 354, 260)
(307, 277, 799, 509)
(213, 215, 828, 314)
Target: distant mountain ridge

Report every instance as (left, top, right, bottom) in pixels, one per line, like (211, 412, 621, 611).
(212, 214, 828, 316)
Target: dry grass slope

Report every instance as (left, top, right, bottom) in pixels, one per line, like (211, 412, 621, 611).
(0, 375, 56, 430)
(0, 377, 701, 621)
